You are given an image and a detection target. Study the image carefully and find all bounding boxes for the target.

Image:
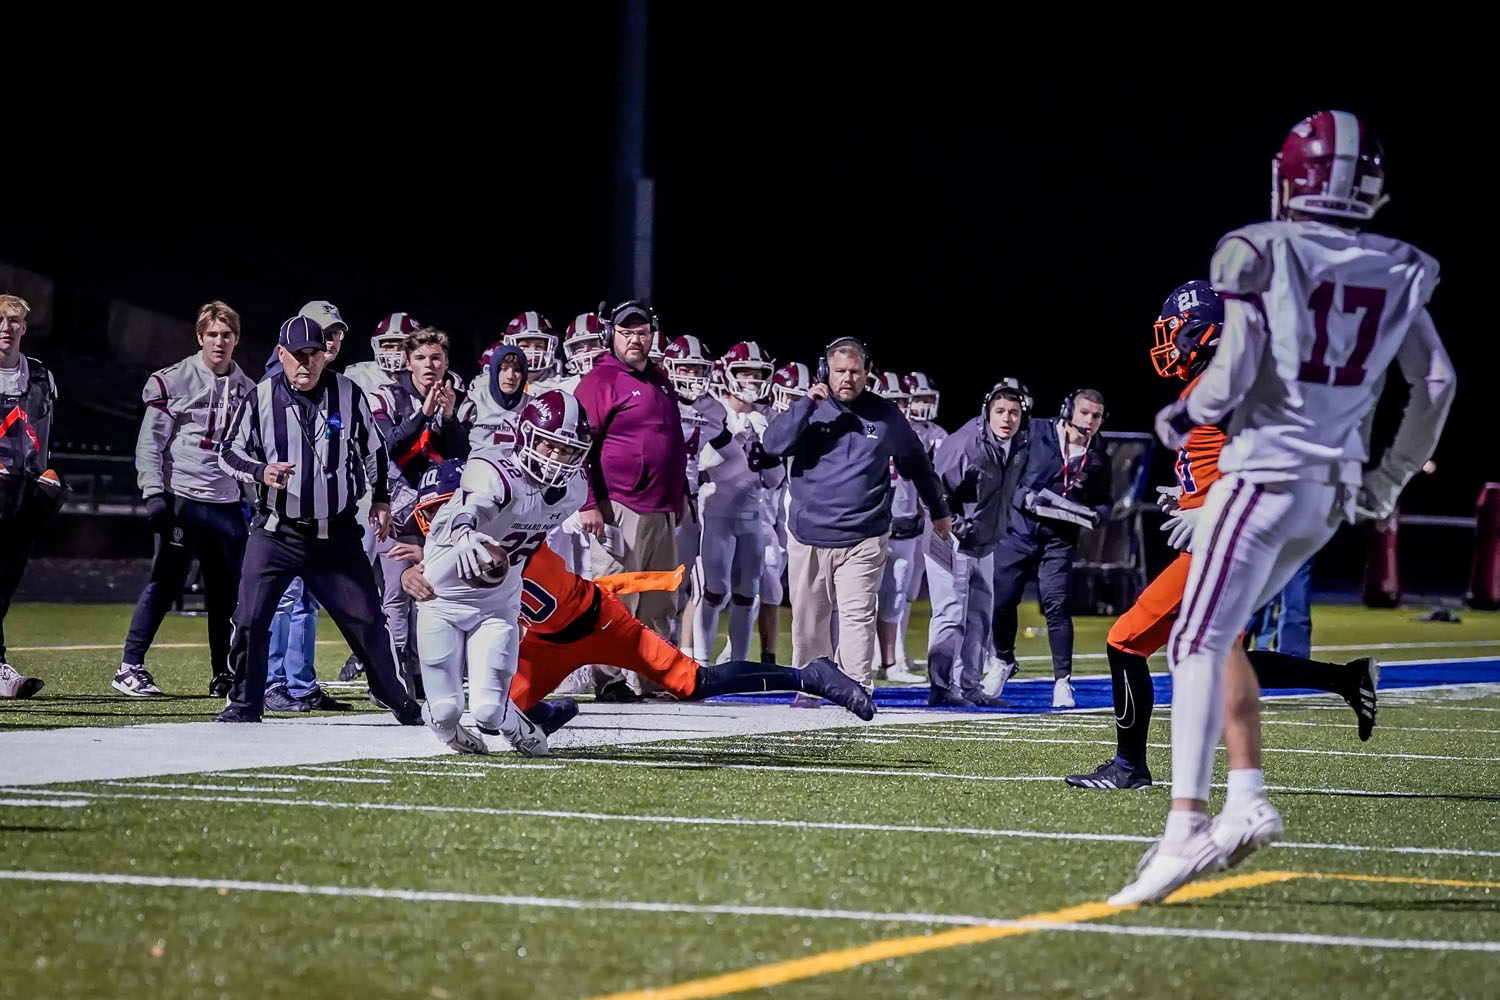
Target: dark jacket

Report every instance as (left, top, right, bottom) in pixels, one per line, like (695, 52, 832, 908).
(764, 389, 949, 548)
(574, 352, 687, 515)
(372, 371, 471, 487)
(934, 417, 1027, 557)
(1007, 418, 1113, 543)
(0, 355, 57, 518)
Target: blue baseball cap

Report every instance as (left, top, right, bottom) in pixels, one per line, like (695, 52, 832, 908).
(278, 315, 326, 353)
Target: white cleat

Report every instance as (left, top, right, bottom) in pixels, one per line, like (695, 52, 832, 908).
(493, 700, 550, 757)
(421, 703, 489, 755)
(884, 665, 926, 684)
(1210, 795, 1284, 869)
(982, 657, 1019, 698)
(1108, 826, 1226, 907)
(1052, 677, 1075, 709)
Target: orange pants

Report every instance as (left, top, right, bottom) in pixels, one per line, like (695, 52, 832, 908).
(510, 589, 699, 711)
(1107, 552, 1191, 658)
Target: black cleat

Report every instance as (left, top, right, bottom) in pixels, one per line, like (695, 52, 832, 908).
(1344, 656, 1380, 742)
(208, 672, 233, 698)
(214, 706, 262, 723)
(299, 687, 353, 712)
(927, 689, 976, 708)
(595, 678, 643, 703)
(523, 698, 580, 735)
(801, 657, 876, 721)
(264, 685, 309, 713)
(338, 655, 365, 682)
(1065, 759, 1153, 790)
(968, 695, 1010, 709)
(392, 700, 424, 726)
(760, 650, 778, 666)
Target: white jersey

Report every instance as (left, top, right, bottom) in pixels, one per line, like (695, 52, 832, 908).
(680, 397, 717, 495)
(424, 455, 587, 609)
(528, 371, 578, 396)
(344, 361, 396, 402)
(1187, 220, 1453, 488)
(136, 353, 255, 503)
(467, 375, 529, 457)
(697, 398, 784, 522)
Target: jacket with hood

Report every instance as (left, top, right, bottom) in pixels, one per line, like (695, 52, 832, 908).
(933, 416, 1027, 557)
(573, 351, 687, 515)
(468, 344, 531, 456)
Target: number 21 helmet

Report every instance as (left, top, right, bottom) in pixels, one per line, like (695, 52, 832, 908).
(1151, 280, 1224, 380)
(516, 389, 593, 487)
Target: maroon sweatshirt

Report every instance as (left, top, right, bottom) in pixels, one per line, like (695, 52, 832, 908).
(573, 352, 687, 515)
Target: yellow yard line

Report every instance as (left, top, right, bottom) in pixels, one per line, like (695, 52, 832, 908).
(586, 869, 1300, 1000)
(1308, 872, 1500, 891)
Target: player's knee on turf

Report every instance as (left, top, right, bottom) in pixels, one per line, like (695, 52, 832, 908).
(425, 696, 463, 734)
(471, 700, 505, 733)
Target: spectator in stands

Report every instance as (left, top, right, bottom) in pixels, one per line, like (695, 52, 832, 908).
(763, 337, 951, 694)
(113, 300, 257, 699)
(574, 300, 688, 701)
(371, 326, 472, 696)
(990, 388, 1113, 708)
(0, 294, 61, 700)
(256, 302, 355, 712)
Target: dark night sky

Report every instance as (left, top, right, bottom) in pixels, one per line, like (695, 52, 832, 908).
(3, 16, 1481, 520)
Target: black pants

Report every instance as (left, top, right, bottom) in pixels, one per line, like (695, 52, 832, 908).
(990, 528, 1077, 680)
(225, 515, 410, 718)
(0, 485, 61, 662)
(122, 496, 247, 675)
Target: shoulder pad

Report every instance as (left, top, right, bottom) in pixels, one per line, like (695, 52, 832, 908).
(1211, 224, 1276, 296)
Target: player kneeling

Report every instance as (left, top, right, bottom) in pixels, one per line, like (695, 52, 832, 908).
(416, 390, 593, 756)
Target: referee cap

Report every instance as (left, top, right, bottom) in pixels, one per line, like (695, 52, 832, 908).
(278, 315, 326, 353)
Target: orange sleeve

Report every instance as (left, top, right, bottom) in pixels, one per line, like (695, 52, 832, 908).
(1175, 377, 1225, 510)
(594, 564, 686, 597)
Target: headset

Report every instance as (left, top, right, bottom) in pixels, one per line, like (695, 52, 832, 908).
(1060, 388, 1107, 434)
(818, 336, 874, 385)
(600, 299, 660, 360)
(984, 378, 1033, 421)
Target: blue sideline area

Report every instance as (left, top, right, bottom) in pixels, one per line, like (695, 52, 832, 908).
(709, 658, 1500, 715)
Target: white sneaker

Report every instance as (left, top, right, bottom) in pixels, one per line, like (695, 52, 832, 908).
(112, 664, 165, 697)
(494, 700, 549, 757)
(982, 657, 1019, 698)
(884, 665, 926, 684)
(1210, 795, 1284, 869)
(0, 662, 44, 699)
(1108, 825, 1226, 906)
(552, 666, 593, 696)
(1052, 677, 1075, 708)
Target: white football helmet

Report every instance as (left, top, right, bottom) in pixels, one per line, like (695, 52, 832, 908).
(563, 313, 607, 375)
(718, 341, 775, 403)
(503, 311, 559, 379)
(372, 312, 420, 373)
(662, 335, 714, 402)
(902, 372, 940, 422)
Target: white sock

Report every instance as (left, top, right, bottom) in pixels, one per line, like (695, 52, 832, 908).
(1167, 649, 1225, 803)
(1165, 809, 1208, 842)
(1225, 768, 1266, 806)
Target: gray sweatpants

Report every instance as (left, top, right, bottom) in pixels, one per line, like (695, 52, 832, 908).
(925, 548, 994, 700)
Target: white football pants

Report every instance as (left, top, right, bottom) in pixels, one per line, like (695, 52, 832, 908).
(415, 597, 519, 737)
(693, 516, 766, 663)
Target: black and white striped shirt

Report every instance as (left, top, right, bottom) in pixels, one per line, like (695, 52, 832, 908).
(219, 371, 389, 522)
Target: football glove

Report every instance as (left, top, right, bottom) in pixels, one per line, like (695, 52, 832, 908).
(144, 494, 173, 534)
(454, 529, 505, 586)
(1352, 467, 1404, 523)
(1161, 506, 1200, 552)
(1155, 485, 1183, 514)
(746, 441, 780, 471)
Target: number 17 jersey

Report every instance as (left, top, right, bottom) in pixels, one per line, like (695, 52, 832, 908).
(1211, 220, 1440, 481)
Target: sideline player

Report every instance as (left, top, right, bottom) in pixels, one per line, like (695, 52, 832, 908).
(870, 373, 926, 682)
(661, 334, 717, 650)
(345, 313, 421, 399)
(1065, 282, 1381, 792)
(1112, 111, 1455, 904)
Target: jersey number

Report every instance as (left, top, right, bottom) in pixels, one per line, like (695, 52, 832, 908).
(1298, 282, 1387, 387)
(519, 578, 558, 626)
(1175, 448, 1197, 494)
(497, 530, 548, 566)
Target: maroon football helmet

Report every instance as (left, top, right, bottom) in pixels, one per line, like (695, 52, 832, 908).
(372, 312, 421, 373)
(770, 361, 811, 413)
(516, 389, 592, 487)
(1272, 110, 1388, 223)
(504, 311, 559, 378)
(901, 372, 940, 422)
(717, 341, 775, 403)
(662, 335, 715, 401)
(563, 312, 607, 375)
(478, 339, 504, 371)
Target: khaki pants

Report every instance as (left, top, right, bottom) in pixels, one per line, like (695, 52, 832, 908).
(589, 501, 678, 692)
(787, 532, 889, 689)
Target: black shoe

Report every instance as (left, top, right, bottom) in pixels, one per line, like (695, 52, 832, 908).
(392, 700, 423, 726)
(801, 657, 876, 721)
(926, 689, 976, 708)
(595, 678, 643, 703)
(523, 698, 580, 735)
(264, 685, 309, 712)
(208, 672, 233, 698)
(1344, 656, 1380, 742)
(968, 695, 1009, 709)
(337, 654, 365, 682)
(214, 706, 262, 723)
(299, 687, 353, 712)
(402, 670, 426, 702)
(1065, 758, 1153, 790)
(760, 650, 778, 665)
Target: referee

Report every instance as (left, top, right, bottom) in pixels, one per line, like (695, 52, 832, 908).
(216, 314, 420, 724)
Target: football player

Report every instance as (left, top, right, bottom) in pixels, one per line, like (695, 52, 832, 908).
(504, 312, 564, 390)
(398, 462, 876, 735)
(415, 389, 591, 757)
(467, 345, 531, 456)
(345, 312, 420, 400)
(1112, 112, 1456, 905)
(562, 312, 608, 380)
(756, 362, 810, 665)
(1066, 282, 1383, 793)
(692, 342, 784, 665)
(661, 334, 717, 649)
(896, 371, 949, 672)
(867, 373, 926, 682)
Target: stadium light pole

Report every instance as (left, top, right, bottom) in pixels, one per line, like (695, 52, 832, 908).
(613, 0, 652, 301)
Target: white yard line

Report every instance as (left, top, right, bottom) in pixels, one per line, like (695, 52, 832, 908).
(101, 781, 297, 793)
(204, 771, 390, 785)
(0, 798, 88, 808)
(0, 867, 1495, 954)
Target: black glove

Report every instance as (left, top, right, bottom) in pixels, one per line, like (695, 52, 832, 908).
(746, 441, 781, 472)
(951, 516, 975, 543)
(145, 494, 173, 534)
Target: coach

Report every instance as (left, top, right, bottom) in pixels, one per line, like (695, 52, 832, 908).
(575, 300, 688, 700)
(763, 337, 951, 691)
(216, 314, 420, 724)
(115, 301, 255, 700)
(990, 388, 1113, 708)
(925, 381, 1029, 707)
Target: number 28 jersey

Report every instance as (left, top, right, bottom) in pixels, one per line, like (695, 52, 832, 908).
(1207, 220, 1441, 481)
